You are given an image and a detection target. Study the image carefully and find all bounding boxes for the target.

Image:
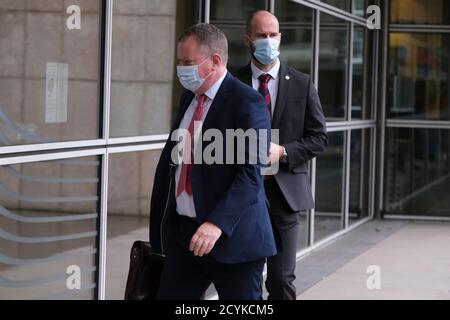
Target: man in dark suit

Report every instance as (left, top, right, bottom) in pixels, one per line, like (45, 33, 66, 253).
(235, 11, 328, 300)
(149, 23, 276, 300)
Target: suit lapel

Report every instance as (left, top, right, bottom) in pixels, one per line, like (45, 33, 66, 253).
(172, 91, 194, 131)
(272, 63, 290, 129)
(240, 64, 253, 87)
(166, 91, 194, 166)
(202, 72, 233, 131)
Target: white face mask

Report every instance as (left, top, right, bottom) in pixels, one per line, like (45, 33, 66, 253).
(176, 57, 213, 93)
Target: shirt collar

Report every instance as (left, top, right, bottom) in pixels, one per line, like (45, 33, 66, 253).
(202, 70, 228, 101)
(251, 58, 280, 81)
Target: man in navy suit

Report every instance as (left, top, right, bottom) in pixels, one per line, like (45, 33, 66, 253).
(149, 23, 276, 300)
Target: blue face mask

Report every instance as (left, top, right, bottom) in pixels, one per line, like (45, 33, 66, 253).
(252, 38, 280, 65)
(176, 57, 212, 93)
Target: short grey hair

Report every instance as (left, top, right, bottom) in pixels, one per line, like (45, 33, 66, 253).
(178, 23, 228, 64)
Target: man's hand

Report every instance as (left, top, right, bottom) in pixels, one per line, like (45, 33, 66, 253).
(269, 142, 284, 164)
(190, 222, 222, 257)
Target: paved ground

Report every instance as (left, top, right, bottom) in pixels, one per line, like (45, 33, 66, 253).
(296, 220, 450, 300)
(109, 218, 450, 300)
(4, 216, 447, 300)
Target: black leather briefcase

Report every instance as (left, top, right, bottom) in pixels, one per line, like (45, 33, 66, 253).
(124, 240, 165, 300)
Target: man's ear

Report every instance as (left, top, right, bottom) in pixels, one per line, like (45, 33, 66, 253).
(211, 53, 222, 69)
(244, 34, 252, 49)
(276, 33, 282, 50)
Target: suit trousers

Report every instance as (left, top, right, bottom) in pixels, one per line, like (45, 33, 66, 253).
(157, 214, 265, 300)
(264, 177, 301, 300)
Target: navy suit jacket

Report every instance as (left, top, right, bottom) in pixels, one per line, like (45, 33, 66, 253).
(149, 72, 277, 264)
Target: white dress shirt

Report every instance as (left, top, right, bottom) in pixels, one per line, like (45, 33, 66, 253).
(251, 58, 280, 117)
(175, 71, 228, 218)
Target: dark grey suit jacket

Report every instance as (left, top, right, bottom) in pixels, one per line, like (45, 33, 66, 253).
(235, 63, 328, 211)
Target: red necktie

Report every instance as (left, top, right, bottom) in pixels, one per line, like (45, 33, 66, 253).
(176, 94, 207, 197)
(258, 73, 272, 115)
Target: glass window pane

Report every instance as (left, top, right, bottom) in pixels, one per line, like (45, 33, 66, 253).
(349, 129, 371, 225)
(279, 27, 312, 75)
(210, 0, 266, 22)
(352, 0, 367, 17)
(390, 0, 450, 25)
(321, 0, 350, 12)
(0, 156, 100, 299)
(298, 211, 308, 251)
(110, 0, 197, 137)
(320, 0, 369, 21)
(319, 14, 349, 121)
(275, 0, 313, 23)
(352, 27, 364, 119)
(315, 131, 344, 242)
(216, 25, 250, 73)
(0, 0, 101, 146)
(321, 0, 368, 16)
(351, 26, 372, 119)
(277, 3, 313, 74)
(385, 128, 450, 217)
(105, 150, 161, 299)
(388, 33, 450, 120)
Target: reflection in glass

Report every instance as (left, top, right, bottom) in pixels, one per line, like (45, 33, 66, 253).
(105, 150, 161, 300)
(280, 27, 312, 75)
(390, 0, 450, 25)
(210, 0, 266, 22)
(315, 132, 344, 242)
(352, 26, 372, 119)
(321, 0, 367, 16)
(352, 0, 367, 17)
(385, 128, 450, 217)
(217, 25, 250, 73)
(0, 0, 101, 146)
(320, 0, 350, 12)
(275, 0, 313, 23)
(319, 14, 349, 121)
(352, 28, 364, 118)
(110, 0, 197, 137)
(349, 129, 371, 224)
(0, 156, 100, 299)
(277, 3, 313, 75)
(298, 212, 308, 251)
(389, 33, 450, 120)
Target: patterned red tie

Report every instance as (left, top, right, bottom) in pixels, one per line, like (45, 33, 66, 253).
(176, 94, 207, 197)
(258, 73, 272, 116)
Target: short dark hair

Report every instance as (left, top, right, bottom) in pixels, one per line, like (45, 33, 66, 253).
(178, 23, 228, 63)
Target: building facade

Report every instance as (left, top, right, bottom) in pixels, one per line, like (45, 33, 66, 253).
(0, 0, 449, 299)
